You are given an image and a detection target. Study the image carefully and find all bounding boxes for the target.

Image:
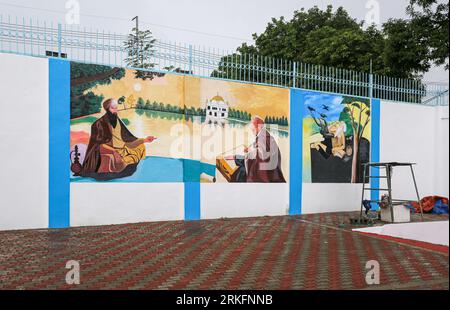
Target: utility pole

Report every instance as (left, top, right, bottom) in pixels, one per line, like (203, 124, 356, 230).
(132, 16, 142, 68)
(369, 59, 373, 98)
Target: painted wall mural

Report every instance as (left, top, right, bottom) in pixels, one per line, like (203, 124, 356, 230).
(69, 62, 289, 183)
(70, 62, 192, 182)
(301, 90, 371, 183)
(185, 78, 289, 183)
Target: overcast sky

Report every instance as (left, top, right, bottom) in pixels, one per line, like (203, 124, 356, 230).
(0, 0, 448, 82)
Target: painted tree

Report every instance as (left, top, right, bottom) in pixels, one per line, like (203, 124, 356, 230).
(126, 94, 136, 109)
(118, 96, 126, 109)
(136, 97, 145, 109)
(70, 63, 126, 118)
(307, 105, 332, 139)
(341, 97, 371, 183)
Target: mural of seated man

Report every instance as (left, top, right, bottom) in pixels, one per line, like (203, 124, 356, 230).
(310, 121, 347, 159)
(329, 122, 347, 158)
(224, 116, 286, 183)
(81, 98, 156, 180)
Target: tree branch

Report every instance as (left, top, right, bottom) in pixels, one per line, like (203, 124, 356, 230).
(71, 68, 122, 87)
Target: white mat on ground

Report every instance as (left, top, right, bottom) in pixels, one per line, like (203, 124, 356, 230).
(353, 221, 449, 246)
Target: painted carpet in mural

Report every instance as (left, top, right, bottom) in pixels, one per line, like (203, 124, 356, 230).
(302, 90, 371, 183)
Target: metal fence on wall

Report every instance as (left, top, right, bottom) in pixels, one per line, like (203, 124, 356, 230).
(0, 15, 448, 106)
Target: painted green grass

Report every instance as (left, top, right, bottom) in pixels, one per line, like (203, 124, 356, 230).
(70, 116, 98, 125)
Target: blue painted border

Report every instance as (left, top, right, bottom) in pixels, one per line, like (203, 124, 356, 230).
(289, 89, 303, 215)
(49, 58, 70, 228)
(184, 182, 201, 220)
(370, 99, 381, 209)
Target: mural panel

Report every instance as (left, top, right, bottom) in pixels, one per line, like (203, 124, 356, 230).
(185, 78, 289, 183)
(70, 62, 194, 182)
(301, 90, 371, 183)
(69, 62, 290, 183)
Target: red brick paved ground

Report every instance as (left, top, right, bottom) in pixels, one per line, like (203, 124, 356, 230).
(0, 212, 448, 290)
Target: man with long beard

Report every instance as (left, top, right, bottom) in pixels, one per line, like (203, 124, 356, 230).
(228, 116, 285, 183)
(81, 98, 156, 179)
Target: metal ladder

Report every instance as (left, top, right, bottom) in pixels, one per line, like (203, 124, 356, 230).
(360, 162, 424, 223)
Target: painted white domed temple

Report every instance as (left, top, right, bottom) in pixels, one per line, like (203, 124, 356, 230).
(204, 94, 229, 125)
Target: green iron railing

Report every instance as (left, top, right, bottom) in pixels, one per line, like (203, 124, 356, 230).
(0, 15, 448, 105)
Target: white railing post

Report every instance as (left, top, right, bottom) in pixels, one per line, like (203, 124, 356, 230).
(57, 23, 62, 57)
(188, 44, 193, 75)
(292, 62, 297, 88)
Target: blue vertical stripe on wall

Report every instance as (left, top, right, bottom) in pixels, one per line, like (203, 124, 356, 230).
(49, 58, 70, 228)
(370, 99, 381, 209)
(183, 158, 201, 221)
(289, 89, 303, 215)
(184, 182, 201, 220)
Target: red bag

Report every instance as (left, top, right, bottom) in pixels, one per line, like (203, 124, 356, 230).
(411, 196, 449, 213)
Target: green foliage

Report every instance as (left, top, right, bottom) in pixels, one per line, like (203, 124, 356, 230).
(70, 116, 98, 125)
(382, 19, 431, 77)
(136, 97, 146, 109)
(71, 91, 104, 119)
(338, 110, 354, 136)
(302, 25, 385, 73)
(340, 96, 371, 137)
(71, 63, 125, 93)
(228, 108, 252, 121)
(212, 4, 448, 81)
(407, 0, 449, 69)
(134, 100, 199, 116)
(118, 96, 126, 105)
(341, 96, 370, 107)
(124, 27, 165, 80)
(70, 62, 125, 118)
(264, 115, 289, 126)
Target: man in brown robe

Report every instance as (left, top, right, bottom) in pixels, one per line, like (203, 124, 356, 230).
(81, 98, 155, 177)
(244, 116, 286, 183)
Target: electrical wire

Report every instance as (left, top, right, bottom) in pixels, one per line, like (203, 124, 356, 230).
(0, 1, 253, 42)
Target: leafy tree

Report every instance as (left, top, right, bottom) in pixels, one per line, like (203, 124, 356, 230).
(382, 19, 430, 78)
(407, 0, 449, 69)
(124, 27, 165, 80)
(341, 96, 371, 183)
(339, 109, 354, 137)
(213, 4, 448, 81)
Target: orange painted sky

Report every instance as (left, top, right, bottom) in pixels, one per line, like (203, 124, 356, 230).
(91, 69, 185, 106)
(187, 77, 289, 118)
(89, 69, 289, 118)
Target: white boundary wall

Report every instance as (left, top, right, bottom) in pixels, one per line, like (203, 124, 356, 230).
(200, 184, 289, 219)
(0, 53, 448, 230)
(0, 54, 49, 230)
(380, 101, 449, 200)
(70, 183, 185, 226)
